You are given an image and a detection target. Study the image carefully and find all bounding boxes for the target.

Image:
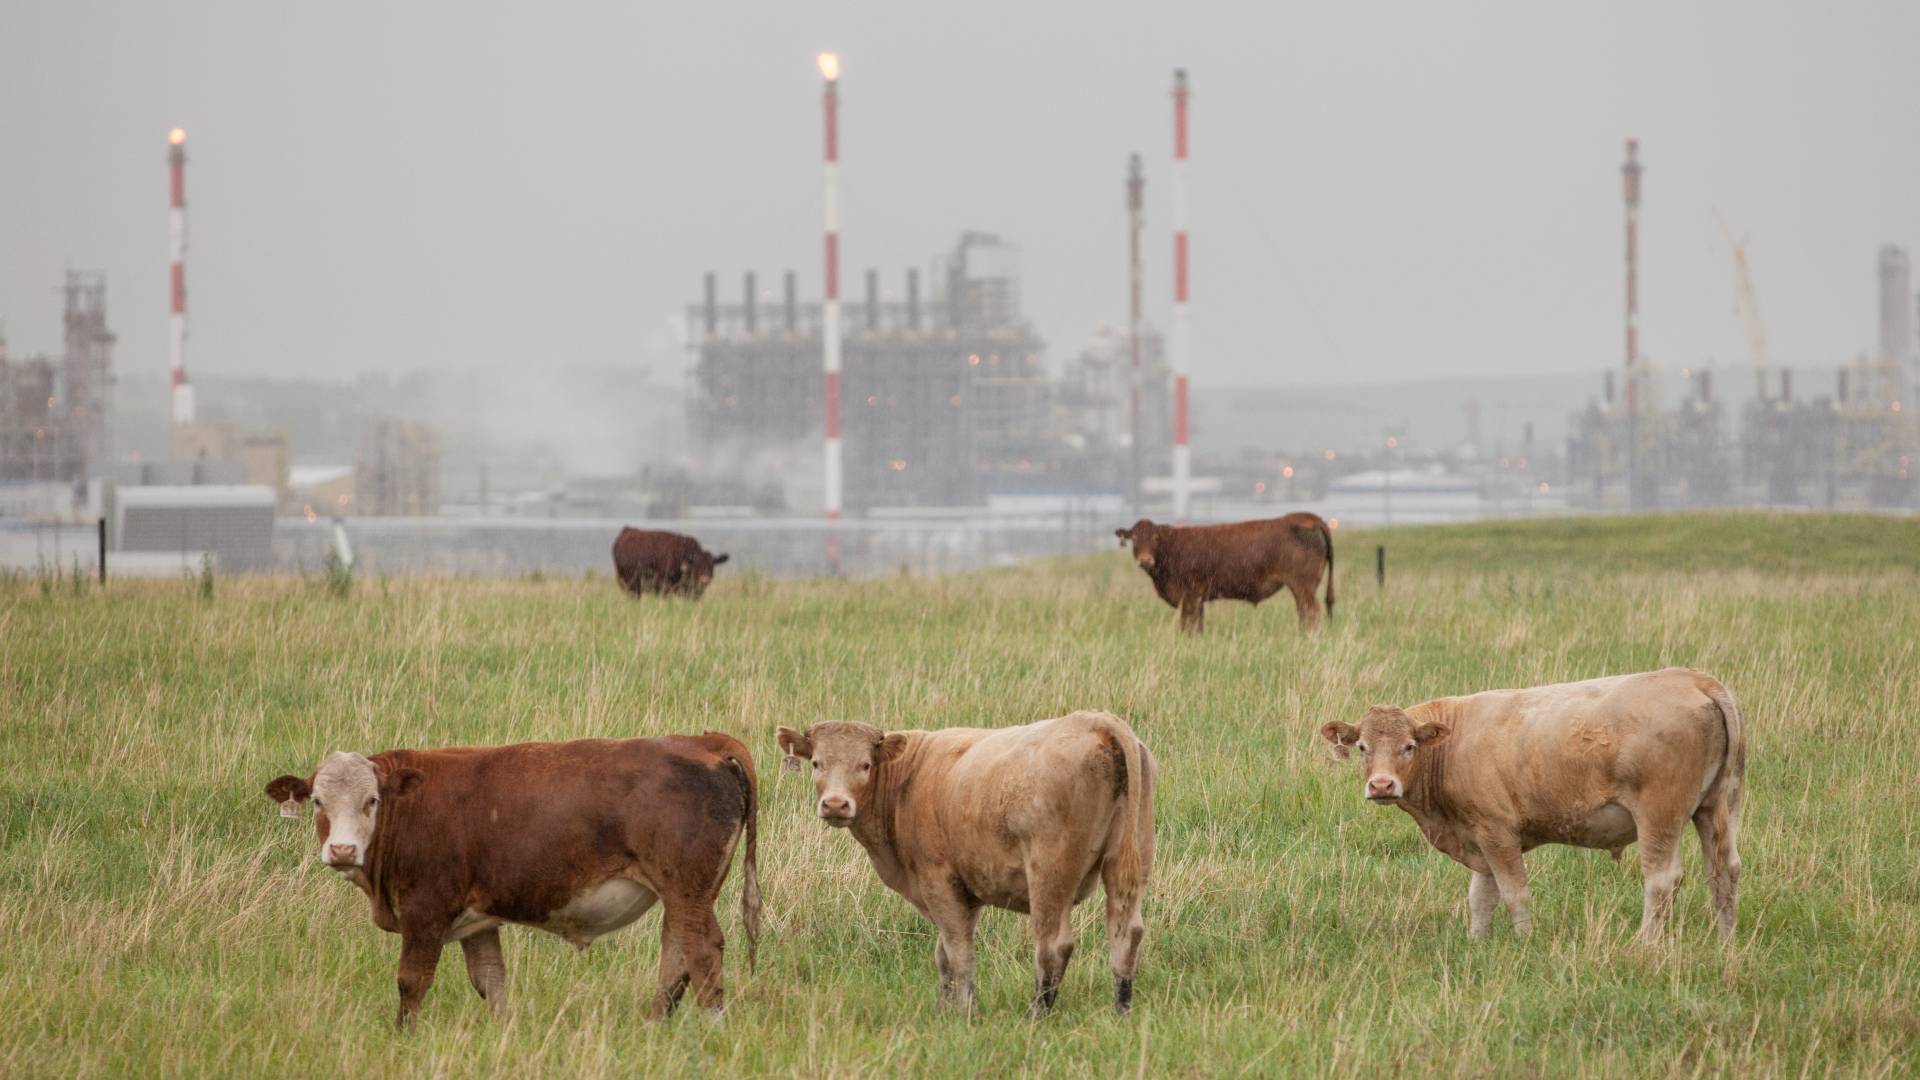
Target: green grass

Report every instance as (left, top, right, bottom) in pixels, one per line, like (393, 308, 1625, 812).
(3, 512, 1918, 1077)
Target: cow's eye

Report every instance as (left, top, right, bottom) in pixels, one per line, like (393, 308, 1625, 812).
(366, 797, 378, 810)
(860, 762, 871, 773)
(1355, 743, 1368, 754)
(312, 799, 324, 812)
(1402, 742, 1415, 754)
(811, 760, 821, 771)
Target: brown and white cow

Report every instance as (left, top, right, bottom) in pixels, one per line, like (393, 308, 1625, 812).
(1115, 514, 1334, 633)
(263, 734, 760, 1026)
(776, 712, 1155, 1016)
(1320, 668, 1745, 942)
(612, 527, 729, 599)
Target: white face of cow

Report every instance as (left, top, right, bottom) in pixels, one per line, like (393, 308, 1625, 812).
(264, 752, 386, 872)
(776, 722, 907, 828)
(308, 752, 381, 870)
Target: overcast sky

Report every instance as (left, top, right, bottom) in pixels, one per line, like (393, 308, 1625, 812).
(2, 1, 1915, 393)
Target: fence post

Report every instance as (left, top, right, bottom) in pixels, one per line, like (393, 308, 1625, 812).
(97, 517, 108, 585)
(1376, 544, 1385, 587)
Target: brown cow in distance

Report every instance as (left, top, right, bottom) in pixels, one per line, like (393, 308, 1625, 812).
(1115, 513, 1334, 633)
(1320, 669, 1745, 942)
(776, 712, 1155, 1016)
(262, 734, 760, 1026)
(612, 527, 729, 599)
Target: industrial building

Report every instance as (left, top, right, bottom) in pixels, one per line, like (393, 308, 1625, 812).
(0, 271, 116, 487)
(687, 231, 1171, 510)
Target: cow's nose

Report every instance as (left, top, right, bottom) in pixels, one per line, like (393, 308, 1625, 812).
(327, 843, 358, 863)
(820, 795, 851, 816)
(1366, 777, 1396, 796)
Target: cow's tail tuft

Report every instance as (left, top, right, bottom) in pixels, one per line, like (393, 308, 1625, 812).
(1318, 518, 1336, 616)
(721, 747, 762, 972)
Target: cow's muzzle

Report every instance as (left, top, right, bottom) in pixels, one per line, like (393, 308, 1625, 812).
(817, 795, 856, 827)
(326, 843, 362, 868)
(1365, 776, 1402, 802)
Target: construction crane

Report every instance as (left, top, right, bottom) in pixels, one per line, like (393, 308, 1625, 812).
(1714, 211, 1772, 401)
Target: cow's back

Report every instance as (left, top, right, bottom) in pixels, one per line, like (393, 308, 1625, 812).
(1422, 668, 1731, 821)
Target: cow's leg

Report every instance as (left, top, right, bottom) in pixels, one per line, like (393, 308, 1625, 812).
(459, 929, 507, 1017)
(653, 900, 726, 1019)
(1693, 793, 1742, 941)
(682, 906, 728, 1017)
(1632, 807, 1689, 944)
(1290, 581, 1322, 631)
(1027, 866, 1081, 1018)
(925, 889, 981, 1012)
(1467, 870, 1500, 940)
(651, 913, 691, 1019)
(1102, 862, 1147, 1014)
(1178, 599, 1204, 634)
(1477, 836, 1534, 937)
(394, 935, 443, 1029)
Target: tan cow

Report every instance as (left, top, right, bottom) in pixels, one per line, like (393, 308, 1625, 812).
(1320, 668, 1744, 942)
(776, 712, 1155, 1015)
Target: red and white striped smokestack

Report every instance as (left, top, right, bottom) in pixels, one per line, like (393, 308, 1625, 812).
(819, 53, 843, 527)
(168, 127, 195, 424)
(1621, 138, 1641, 505)
(1170, 69, 1191, 521)
(1622, 138, 1641, 377)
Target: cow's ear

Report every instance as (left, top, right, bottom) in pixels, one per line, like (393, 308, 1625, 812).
(776, 726, 812, 772)
(876, 732, 909, 764)
(264, 774, 312, 817)
(713, 553, 730, 565)
(1318, 721, 1360, 760)
(1114, 527, 1131, 544)
(1412, 721, 1451, 746)
(385, 768, 425, 797)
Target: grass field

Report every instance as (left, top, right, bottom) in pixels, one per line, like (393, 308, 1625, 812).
(4, 512, 1918, 1077)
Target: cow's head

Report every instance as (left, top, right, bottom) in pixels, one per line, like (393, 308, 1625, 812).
(679, 549, 730, 596)
(1114, 519, 1165, 570)
(1320, 706, 1450, 803)
(775, 721, 907, 828)
(263, 752, 422, 871)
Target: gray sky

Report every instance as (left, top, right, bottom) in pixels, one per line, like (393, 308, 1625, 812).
(2, 0, 1915, 392)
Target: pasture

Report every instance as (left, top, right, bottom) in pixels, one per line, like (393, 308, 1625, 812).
(3, 513, 1917, 1077)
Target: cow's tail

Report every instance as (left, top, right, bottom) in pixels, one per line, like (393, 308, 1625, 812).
(719, 745, 762, 972)
(1101, 717, 1156, 917)
(1317, 517, 1336, 617)
(1701, 679, 1745, 827)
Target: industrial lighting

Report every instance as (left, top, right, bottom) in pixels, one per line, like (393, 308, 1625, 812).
(817, 52, 839, 81)
(967, 354, 980, 366)
(1323, 449, 1336, 461)
(1282, 466, 1294, 478)
(1538, 481, 1550, 493)
(1254, 481, 1266, 494)
(168, 128, 186, 145)
(1385, 436, 1398, 449)
(1327, 518, 1339, 529)
(888, 458, 906, 471)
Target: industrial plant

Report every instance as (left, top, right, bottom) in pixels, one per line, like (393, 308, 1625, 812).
(1, 70, 1915, 580)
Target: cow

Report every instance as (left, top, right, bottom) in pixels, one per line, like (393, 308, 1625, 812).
(262, 733, 761, 1027)
(1319, 668, 1745, 943)
(775, 711, 1155, 1017)
(611, 527, 729, 599)
(1114, 513, 1334, 633)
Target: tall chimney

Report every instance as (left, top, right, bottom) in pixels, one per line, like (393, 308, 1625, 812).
(784, 271, 797, 331)
(703, 272, 717, 335)
(907, 268, 921, 330)
(1879, 245, 1912, 366)
(1169, 69, 1192, 520)
(167, 128, 194, 426)
(865, 269, 879, 331)
(743, 271, 757, 334)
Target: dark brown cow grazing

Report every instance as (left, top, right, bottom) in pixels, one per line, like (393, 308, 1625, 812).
(612, 527, 730, 598)
(1114, 513, 1334, 633)
(776, 712, 1155, 1017)
(263, 734, 760, 1026)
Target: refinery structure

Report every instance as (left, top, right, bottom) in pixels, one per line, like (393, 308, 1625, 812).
(2, 65, 1918, 578)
